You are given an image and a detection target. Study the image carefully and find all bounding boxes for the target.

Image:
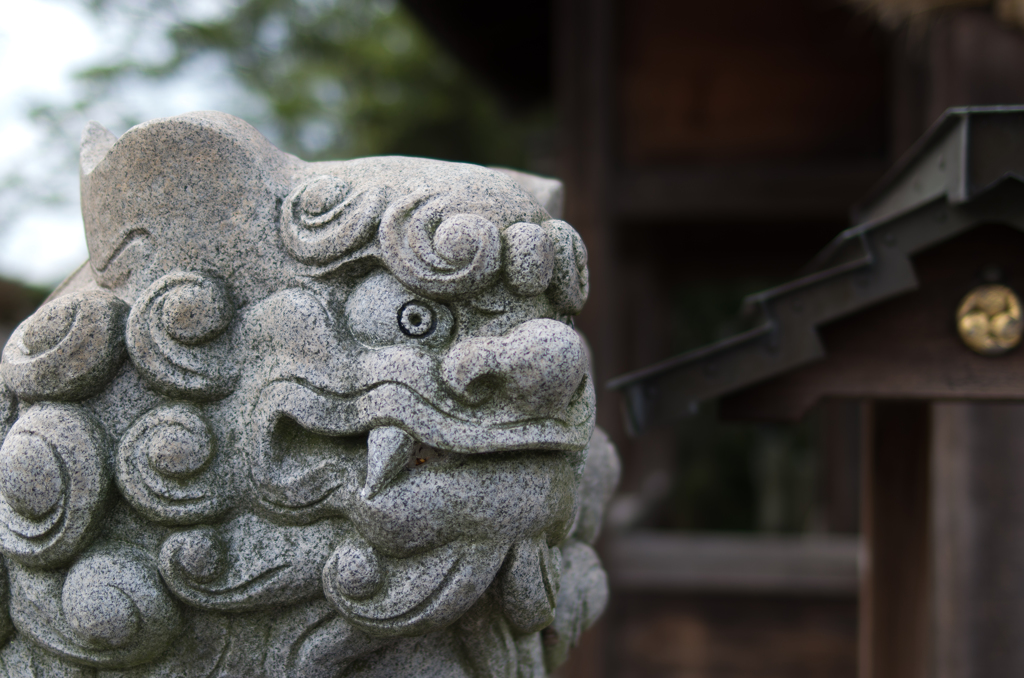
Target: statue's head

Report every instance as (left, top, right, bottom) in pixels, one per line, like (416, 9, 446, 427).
(0, 112, 614, 676)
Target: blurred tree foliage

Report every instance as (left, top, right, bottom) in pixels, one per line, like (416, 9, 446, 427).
(47, 0, 552, 165)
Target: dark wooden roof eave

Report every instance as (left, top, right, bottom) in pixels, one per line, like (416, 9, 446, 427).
(609, 107, 1024, 434)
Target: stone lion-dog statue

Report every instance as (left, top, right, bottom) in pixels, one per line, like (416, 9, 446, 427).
(0, 111, 618, 677)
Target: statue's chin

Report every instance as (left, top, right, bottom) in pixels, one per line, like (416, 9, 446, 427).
(324, 538, 504, 637)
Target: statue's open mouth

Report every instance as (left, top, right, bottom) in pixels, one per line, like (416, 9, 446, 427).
(236, 378, 587, 638)
(244, 379, 595, 517)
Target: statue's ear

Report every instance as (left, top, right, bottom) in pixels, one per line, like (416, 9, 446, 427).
(489, 167, 564, 220)
(79, 112, 300, 305)
(80, 122, 118, 176)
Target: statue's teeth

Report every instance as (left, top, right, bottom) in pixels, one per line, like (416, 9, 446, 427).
(362, 427, 416, 499)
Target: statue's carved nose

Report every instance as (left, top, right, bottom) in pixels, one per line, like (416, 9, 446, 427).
(441, 319, 587, 418)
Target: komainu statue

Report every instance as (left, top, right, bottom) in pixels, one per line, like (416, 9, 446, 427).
(0, 112, 619, 677)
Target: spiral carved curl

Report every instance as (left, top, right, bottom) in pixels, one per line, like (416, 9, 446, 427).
(126, 272, 238, 400)
(276, 176, 591, 316)
(116, 404, 228, 525)
(379, 193, 503, 300)
(0, 404, 113, 568)
(8, 545, 182, 668)
(0, 290, 128, 402)
(545, 220, 589, 315)
(503, 222, 555, 297)
(281, 175, 388, 266)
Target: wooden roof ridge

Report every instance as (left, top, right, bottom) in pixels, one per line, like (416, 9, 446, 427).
(608, 106, 1024, 434)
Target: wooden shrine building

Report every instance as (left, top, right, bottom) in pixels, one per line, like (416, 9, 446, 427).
(401, 1, 1024, 674)
(611, 106, 1024, 678)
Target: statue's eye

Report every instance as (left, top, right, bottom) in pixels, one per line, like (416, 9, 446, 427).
(345, 271, 453, 348)
(398, 302, 436, 338)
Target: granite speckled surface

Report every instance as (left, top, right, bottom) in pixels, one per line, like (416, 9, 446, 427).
(0, 111, 619, 676)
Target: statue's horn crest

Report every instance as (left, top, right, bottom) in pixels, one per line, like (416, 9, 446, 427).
(80, 121, 118, 176)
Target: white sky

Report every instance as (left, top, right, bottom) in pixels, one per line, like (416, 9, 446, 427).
(0, 1, 98, 287)
(0, 0, 254, 288)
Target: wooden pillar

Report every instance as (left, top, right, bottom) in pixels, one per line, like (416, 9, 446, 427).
(552, 1, 615, 677)
(882, 15, 1024, 675)
(860, 400, 1024, 678)
(860, 401, 931, 678)
(930, 402, 971, 678)
(554, 0, 619, 439)
(925, 11, 1024, 125)
(931, 401, 1024, 678)
(889, 8, 1024, 159)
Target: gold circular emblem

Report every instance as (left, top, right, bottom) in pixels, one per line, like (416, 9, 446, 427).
(956, 284, 1023, 355)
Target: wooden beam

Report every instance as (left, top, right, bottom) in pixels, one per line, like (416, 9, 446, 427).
(605, 532, 859, 594)
(612, 162, 885, 221)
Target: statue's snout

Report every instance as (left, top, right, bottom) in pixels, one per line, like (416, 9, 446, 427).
(441, 319, 587, 418)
